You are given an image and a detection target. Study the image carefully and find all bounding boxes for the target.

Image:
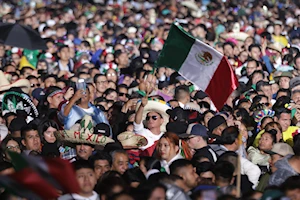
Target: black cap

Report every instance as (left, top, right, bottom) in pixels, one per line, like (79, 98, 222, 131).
(9, 118, 27, 132)
(94, 123, 110, 137)
(194, 90, 208, 100)
(166, 122, 188, 136)
(166, 107, 188, 122)
(208, 115, 226, 132)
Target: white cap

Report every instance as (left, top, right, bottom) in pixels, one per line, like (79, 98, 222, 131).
(127, 27, 137, 34)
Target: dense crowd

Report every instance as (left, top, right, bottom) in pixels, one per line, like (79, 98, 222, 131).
(0, 0, 300, 200)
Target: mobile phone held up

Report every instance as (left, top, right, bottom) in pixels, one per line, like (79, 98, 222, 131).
(77, 79, 87, 94)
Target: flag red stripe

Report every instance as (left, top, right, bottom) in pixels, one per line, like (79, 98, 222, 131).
(205, 56, 238, 110)
(10, 168, 59, 199)
(45, 158, 80, 194)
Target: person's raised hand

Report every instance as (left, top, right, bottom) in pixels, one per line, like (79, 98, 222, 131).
(72, 89, 84, 102)
(141, 96, 148, 107)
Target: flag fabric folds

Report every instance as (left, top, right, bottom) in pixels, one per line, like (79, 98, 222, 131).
(156, 23, 238, 110)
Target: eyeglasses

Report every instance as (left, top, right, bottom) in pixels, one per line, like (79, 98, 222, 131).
(119, 92, 129, 98)
(107, 73, 116, 77)
(96, 81, 108, 84)
(6, 145, 20, 150)
(146, 115, 158, 121)
(31, 83, 41, 87)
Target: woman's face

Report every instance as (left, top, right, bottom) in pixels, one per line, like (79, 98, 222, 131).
(204, 112, 214, 127)
(106, 91, 118, 102)
(158, 138, 178, 162)
(259, 133, 274, 151)
(44, 126, 57, 143)
(106, 69, 118, 82)
(5, 140, 21, 160)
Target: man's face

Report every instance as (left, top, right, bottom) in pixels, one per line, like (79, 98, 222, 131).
(116, 53, 129, 67)
(250, 47, 261, 60)
(118, 87, 128, 102)
(59, 47, 70, 61)
(45, 77, 57, 88)
(274, 25, 282, 36)
(223, 44, 234, 58)
(22, 130, 41, 152)
(96, 76, 108, 93)
(186, 136, 200, 149)
(23, 68, 34, 78)
(269, 154, 283, 173)
(246, 61, 257, 76)
(286, 189, 300, 200)
(112, 153, 129, 174)
(76, 144, 94, 160)
(292, 92, 300, 105)
(76, 168, 97, 196)
(261, 86, 272, 101)
(181, 165, 199, 190)
(48, 93, 64, 109)
(276, 113, 291, 132)
(146, 111, 164, 130)
(279, 77, 291, 89)
(94, 159, 111, 180)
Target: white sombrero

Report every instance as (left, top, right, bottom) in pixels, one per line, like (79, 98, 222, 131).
(55, 115, 114, 146)
(0, 71, 31, 94)
(223, 32, 250, 42)
(117, 131, 148, 149)
(136, 99, 171, 132)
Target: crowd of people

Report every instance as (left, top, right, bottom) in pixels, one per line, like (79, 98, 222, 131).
(0, 0, 300, 199)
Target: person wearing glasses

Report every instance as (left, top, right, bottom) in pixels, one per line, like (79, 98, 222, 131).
(134, 96, 170, 156)
(117, 84, 129, 103)
(1, 135, 21, 162)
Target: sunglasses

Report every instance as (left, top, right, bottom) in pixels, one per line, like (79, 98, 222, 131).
(31, 83, 41, 87)
(146, 115, 159, 121)
(119, 92, 129, 98)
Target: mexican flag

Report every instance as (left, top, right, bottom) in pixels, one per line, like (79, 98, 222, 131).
(0, 151, 79, 199)
(156, 23, 238, 110)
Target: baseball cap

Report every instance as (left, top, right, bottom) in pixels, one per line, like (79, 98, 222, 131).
(289, 77, 300, 90)
(194, 90, 208, 100)
(179, 123, 208, 138)
(32, 88, 45, 101)
(208, 115, 226, 132)
(94, 123, 110, 137)
(166, 107, 188, 122)
(264, 143, 294, 157)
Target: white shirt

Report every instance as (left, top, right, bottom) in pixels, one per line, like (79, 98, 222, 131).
(58, 191, 99, 200)
(133, 122, 164, 150)
(160, 153, 184, 174)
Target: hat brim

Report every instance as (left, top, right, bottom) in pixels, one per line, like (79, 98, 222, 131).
(0, 79, 31, 94)
(55, 130, 114, 146)
(117, 132, 148, 149)
(264, 150, 277, 155)
(136, 100, 171, 132)
(178, 133, 191, 139)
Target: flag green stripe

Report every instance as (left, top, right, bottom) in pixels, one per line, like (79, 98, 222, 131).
(156, 23, 195, 71)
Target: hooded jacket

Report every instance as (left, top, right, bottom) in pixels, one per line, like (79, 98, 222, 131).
(268, 155, 299, 186)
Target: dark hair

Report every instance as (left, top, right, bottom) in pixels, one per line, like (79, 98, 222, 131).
(81, 40, 91, 48)
(248, 44, 261, 52)
(21, 123, 39, 140)
(117, 84, 128, 91)
(281, 175, 300, 192)
(223, 41, 235, 49)
(262, 129, 277, 144)
(246, 57, 259, 67)
(136, 181, 167, 200)
(104, 88, 117, 97)
(1, 135, 20, 152)
(38, 120, 59, 143)
(89, 151, 112, 167)
(20, 66, 33, 75)
(122, 167, 146, 184)
(277, 88, 291, 98)
(213, 161, 234, 184)
(73, 159, 94, 171)
(169, 159, 192, 175)
(293, 134, 300, 156)
(175, 85, 189, 100)
(274, 107, 291, 119)
(94, 74, 106, 83)
(96, 176, 127, 198)
(26, 75, 38, 81)
(218, 151, 238, 170)
(58, 45, 69, 52)
(198, 101, 210, 110)
(0, 161, 13, 172)
(221, 126, 239, 145)
(140, 156, 161, 171)
(256, 81, 270, 92)
(193, 161, 214, 175)
(111, 149, 128, 162)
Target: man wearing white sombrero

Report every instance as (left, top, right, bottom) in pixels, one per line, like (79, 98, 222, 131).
(134, 96, 170, 156)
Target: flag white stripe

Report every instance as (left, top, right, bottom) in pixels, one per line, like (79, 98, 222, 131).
(178, 39, 223, 90)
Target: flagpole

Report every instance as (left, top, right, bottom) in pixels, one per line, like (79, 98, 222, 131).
(236, 132, 242, 198)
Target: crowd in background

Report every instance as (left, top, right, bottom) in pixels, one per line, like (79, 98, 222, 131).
(0, 0, 300, 200)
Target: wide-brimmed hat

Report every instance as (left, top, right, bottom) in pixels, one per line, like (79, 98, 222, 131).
(1, 89, 39, 119)
(0, 71, 31, 94)
(136, 99, 171, 132)
(117, 131, 148, 149)
(222, 32, 249, 41)
(273, 71, 293, 82)
(267, 42, 284, 53)
(54, 115, 114, 146)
